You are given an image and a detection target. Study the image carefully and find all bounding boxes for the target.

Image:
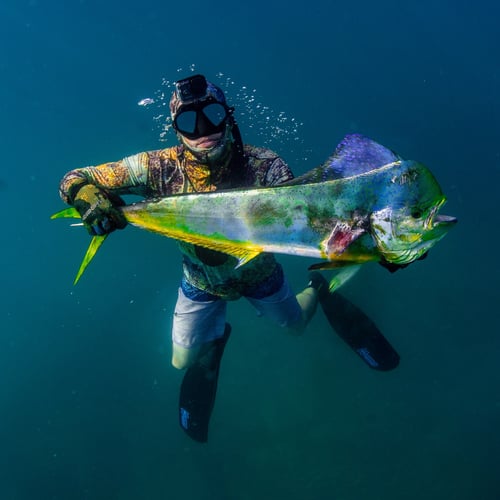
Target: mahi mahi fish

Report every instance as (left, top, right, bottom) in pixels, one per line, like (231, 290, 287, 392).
(52, 134, 457, 284)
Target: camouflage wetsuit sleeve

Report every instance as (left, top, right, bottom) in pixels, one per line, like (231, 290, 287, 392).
(59, 144, 293, 204)
(58, 147, 184, 204)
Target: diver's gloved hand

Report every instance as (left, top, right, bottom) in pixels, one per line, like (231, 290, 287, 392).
(73, 184, 127, 236)
(379, 252, 429, 273)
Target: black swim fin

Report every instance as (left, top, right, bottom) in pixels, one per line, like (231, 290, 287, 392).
(321, 292, 400, 370)
(179, 323, 232, 442)
(309, 273, 400, 371)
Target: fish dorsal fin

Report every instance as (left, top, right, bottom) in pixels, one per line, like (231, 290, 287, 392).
(321, 134, 401, 179)
(285, 134, 402, 185)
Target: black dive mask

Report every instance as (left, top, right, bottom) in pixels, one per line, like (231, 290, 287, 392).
(173, 99, 231, 139)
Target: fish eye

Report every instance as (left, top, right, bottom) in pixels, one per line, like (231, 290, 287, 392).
(411, 209, 423, 219)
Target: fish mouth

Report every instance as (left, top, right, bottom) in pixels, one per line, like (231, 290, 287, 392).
(434, 214, 458, 225)
(424, 198, 457, 233)
(422, 212, 457, 244)
(429, 213, 458, 235)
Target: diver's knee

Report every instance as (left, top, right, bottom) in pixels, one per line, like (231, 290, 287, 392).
(171, 344, 200, 370)
(295, 287, 319, 327)
(281, 288, 319, 336)
(171, 356, 188, 370)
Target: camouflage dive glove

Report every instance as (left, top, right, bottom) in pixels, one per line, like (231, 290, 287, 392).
(73, 184, 127, 236)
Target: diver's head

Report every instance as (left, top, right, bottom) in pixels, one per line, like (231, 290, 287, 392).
(170, 74, 234, 163)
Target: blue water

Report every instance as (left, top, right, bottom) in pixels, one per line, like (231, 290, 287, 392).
(1, 0, 499, 498)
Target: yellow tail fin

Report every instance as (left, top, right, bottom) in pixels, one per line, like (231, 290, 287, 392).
(51, 208, 107, 285)
(50, 207, 80, 219)
(73, 234, 108, 285)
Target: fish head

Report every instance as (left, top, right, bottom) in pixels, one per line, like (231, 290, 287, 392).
(370, 161, 457, 265)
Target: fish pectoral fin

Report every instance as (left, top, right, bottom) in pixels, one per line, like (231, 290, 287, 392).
(323, 222, 366, 257)
(327, 266, 362, 293)
(51, 207, 81, 219)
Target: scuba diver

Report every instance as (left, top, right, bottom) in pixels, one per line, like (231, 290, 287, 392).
(58, 74, 329, 442)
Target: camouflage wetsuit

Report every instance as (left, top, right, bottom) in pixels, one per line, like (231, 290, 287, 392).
(60, 144, 294, 301)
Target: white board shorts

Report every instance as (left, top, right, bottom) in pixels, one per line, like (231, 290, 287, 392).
(172, 277, 302, 349)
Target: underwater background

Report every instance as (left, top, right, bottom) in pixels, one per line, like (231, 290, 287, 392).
(1, 0, 499, 499)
